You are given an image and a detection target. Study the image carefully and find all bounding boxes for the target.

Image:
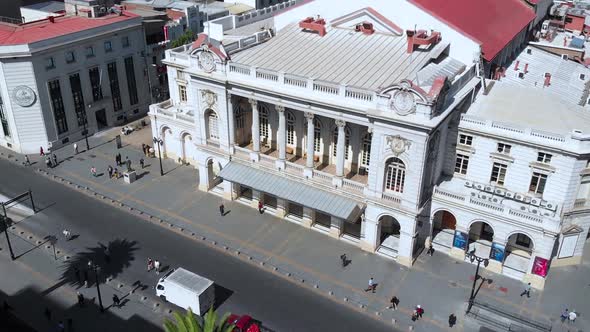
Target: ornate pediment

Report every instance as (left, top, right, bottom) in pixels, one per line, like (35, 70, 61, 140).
(380, 80, 428, 116)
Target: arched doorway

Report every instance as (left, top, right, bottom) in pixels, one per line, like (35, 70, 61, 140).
(431, 210, 456, 251)
(160, 126, 171, 158)
(377, 215, 401, 258)
(503, 232, 534, 280)
(467, 221, 494, 259)
(206, 158, 222, 190)
(180, 132, 192, 164)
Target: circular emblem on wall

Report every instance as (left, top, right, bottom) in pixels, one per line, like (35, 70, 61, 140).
(198, 51, 216, 73)
(391, 90, 415, 115)
(13, 85, 36, 107)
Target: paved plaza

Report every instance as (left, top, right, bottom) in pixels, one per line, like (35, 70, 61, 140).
(1, 120, 589, 332)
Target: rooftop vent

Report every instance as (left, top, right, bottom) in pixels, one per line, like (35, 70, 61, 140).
(406, 29, 441, 53)
(355, 21, 374, 35)
(299, 16, 326, 37)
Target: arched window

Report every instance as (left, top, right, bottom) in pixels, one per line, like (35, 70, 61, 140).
(361, 132, 372, 170)
(259, 105, 269, 140)
(313, 118, 321, 153)
(385, 158, 405, 193)
(206, 110, 219, 140)
(287, 112, 295, 145)
(332, 126, 350, 159)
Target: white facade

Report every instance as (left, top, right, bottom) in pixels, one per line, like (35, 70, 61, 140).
(0, 14, 150, 154)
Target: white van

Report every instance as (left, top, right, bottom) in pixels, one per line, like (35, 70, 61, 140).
(155, 268, 215, 315)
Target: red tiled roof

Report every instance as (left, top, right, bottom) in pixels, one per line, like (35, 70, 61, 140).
(410, 0, 535, 62)
(166, 9, 185, 21)
(0, 12, 139, 46)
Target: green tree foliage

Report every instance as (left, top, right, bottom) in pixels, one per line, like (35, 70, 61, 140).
(163, 307, 234, 332)
(170, 30, 196, 48)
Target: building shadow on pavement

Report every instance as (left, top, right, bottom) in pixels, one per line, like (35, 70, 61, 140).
(0, 287, 162, 332)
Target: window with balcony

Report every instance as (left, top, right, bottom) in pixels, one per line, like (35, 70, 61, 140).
(104, 41, 112, 53)
(332, 126, 350, 159)
(124, 56, 138, 105)
(178, 84, 187, 103)
(454, 153, 469, 175)
(206, 110, 219, 141)
(286, 111, 295, 145)
(458, 134, 473, 146)
(496, 143, 512, 154)
(65, 51, 75, 63)
(107, 62, 122, 112)
(529, 172, 547, 195)
(537, 152, 552, 164)
(490, 162, 508, 185)
(48, 79, 68, 134)
(88, 67, 103, 102)
(86, 46, 94, 58)
(384, 157, 405, 193)
(69, 73, 87, 126)
(361, 132, 372, 171)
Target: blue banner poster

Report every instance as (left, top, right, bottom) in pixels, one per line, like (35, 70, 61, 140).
(490, 243, 505, 262)
(453, 231, 467, 250)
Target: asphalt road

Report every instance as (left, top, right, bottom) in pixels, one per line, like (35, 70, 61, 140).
(0, 159, 396, 332)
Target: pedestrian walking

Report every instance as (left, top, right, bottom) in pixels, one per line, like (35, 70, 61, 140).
(414, 305, 424, 319)
(140, 158, 144, 169)
(126, 157, 132, 171)
(411, 309, 418, 322)
(77, 292, 84, 307)
(45, 157, 52, 168)
(560, 309, 569, 323)
(147, 258, 153, 271)
(44, 307, 51, 321)
(112, 294, 121, 308)
(258, 201, 264, 214)
(107, 165, 113, 178)
(74, 143, 78, 155)
(427, 243, 435, 256)
(91, 166, 97, 177)
(52, 153, 58, 166)
(24, 155, 31, 166)
(568, 310, 577, 323)
(62, 229, 71, 240)
(113, 168, 119, 179)
(365, 277, 376, 293)
(142, 143, 147, 156)
(448, 313, 457, 327)
(115, 153, 120, 166)
(340, 253, 347, 267)
(520, 282, 531, 298)
(154, 259, 161, 275)
(219, 203, 225, 216)
(40, 146, 45, 156)
(388, 296, 399, 310)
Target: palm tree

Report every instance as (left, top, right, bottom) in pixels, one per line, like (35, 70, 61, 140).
(163, 307, 234, 332)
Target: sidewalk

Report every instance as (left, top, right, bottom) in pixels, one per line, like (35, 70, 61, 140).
(2, 123, 589, 332)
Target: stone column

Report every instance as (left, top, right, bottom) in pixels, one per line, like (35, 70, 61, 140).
(223, 180, 238, 200)
(249, 99, 260, 162)
(397, 231, 417, 267)
(333, 119, 346, 187)
(302, 207, 315, 228)
(304, 112, 315, 178)
(276, 105, 286, 170)
(227, 94, 235, 154)
(276, 198, 287, 218)
(360, 217, 379, 252)
(329, 216, 343, 239)
(449, 226, 468, 261)
(486, 239, 505, 274)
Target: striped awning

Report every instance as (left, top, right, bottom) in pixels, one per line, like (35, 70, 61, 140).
(218, 162, 363, 221)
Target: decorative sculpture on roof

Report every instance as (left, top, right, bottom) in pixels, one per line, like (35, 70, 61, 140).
(383, 80, 419, 116)
(198, 44, 216, 73)
(386, 135, 411, 156)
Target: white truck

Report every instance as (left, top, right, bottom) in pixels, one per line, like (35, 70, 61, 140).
(155, 268, 215, 315)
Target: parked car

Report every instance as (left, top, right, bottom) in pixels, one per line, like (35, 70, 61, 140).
(226, 314, 267, 332)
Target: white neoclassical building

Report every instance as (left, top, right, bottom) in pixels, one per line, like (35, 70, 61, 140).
(430, 83, 590, 289)
(148, 1, 590, 288)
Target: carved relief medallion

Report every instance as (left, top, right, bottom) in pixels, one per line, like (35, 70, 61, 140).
(386, 135, 411, 156)
(201, 90, 217, 108)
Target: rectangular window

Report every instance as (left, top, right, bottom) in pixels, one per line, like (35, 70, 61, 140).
(490, 162, 507, 185)
(496, 143, 512, 154)
(178, 85, 187, 102)
(48, 80, 68, 134)
(69, 73, 87, 126)
(454, 153, 469, 175)
(107, 62, 122, 112)
(537, 152, 552, 163)
(458, 134, 473, 146)
(0, 96, 10, 137)
(104, 41, 112, 52)
(208, 113, 219, 140)
(313, 126, 321, 153)
(46, 57, 55, 69)
(86, 46, 94, 58)
(122, 36, 129, 48)
(124, 56, 138, 105)
(88, 67, 103, 102)
(65, 51, 75, 63)
(529, 172, 547, 194)
(287, 121, 295, 145)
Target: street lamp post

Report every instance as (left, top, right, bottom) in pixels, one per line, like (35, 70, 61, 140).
(0, 203, 15, 260)
(466, 249, 489, 314)
(153, 137, 164, 176)
(89, 261, 104, 312)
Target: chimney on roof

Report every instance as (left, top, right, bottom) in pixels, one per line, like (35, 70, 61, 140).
(514, 60, 520, 71)
(299, 16, 326, 37)
(406, 29, 441, 53)
(544, 73, 552, 87)
(524, 63, 529, 73)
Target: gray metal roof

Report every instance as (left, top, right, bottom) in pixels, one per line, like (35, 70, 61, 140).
(22, 1, 65, 12)
(503, 45, 590, 107)
(164, 268, 213, 294)
(219, 162, 363, 220)
(230, 23, 451, 91)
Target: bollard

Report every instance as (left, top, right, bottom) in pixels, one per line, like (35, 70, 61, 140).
(314, 285, 319, 289)
(259, 262, 265, 266)
(391, 319, 397, 325)
(344, 297, 348, 302)
(328, 291, 333, 296)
